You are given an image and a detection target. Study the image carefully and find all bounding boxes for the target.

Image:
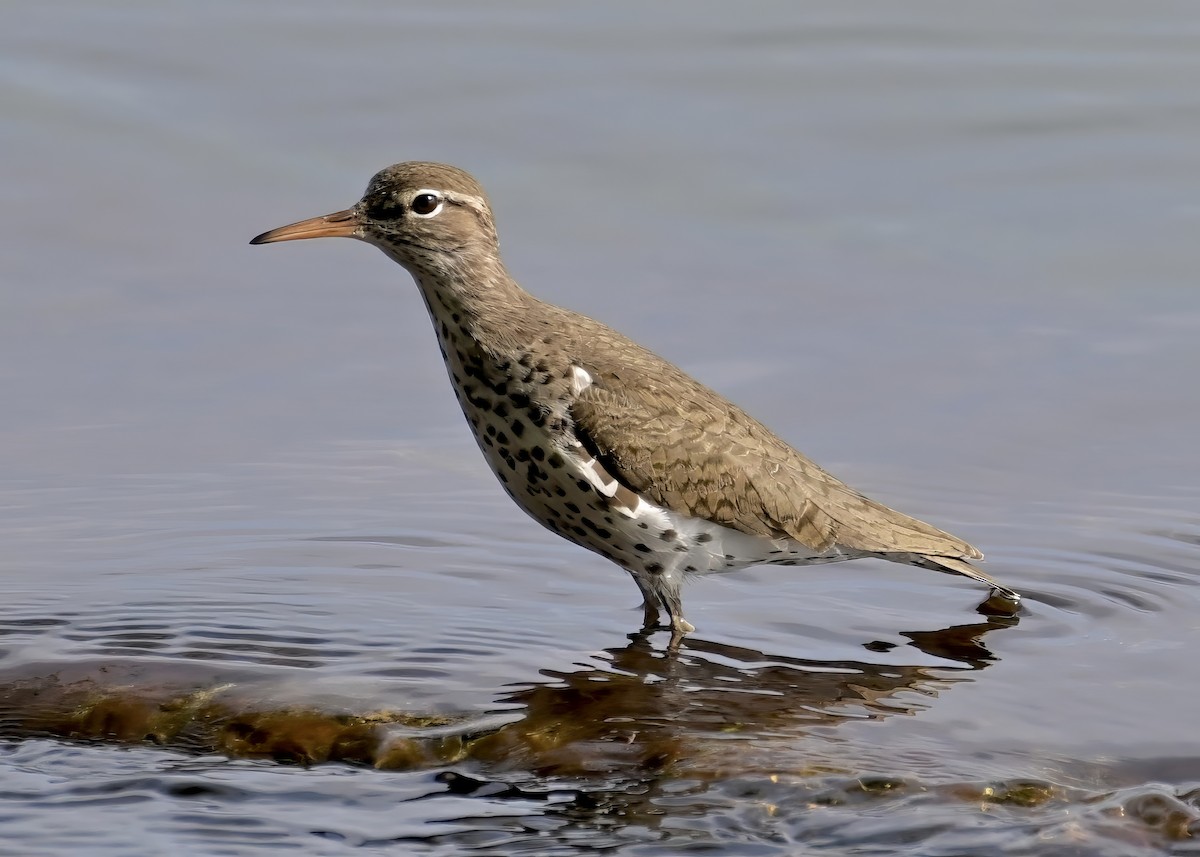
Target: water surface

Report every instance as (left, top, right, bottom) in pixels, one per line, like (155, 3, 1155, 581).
(2, 3, 1199, 854)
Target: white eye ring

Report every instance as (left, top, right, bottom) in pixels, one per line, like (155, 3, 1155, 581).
(410, 190, 444, 218)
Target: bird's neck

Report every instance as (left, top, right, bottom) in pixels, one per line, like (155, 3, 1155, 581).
(388, 248, 538, 349)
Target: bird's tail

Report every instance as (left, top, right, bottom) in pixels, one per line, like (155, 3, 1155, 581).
(913, 554, 1021, 604)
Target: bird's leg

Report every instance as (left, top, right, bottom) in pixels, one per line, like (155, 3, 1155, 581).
(634, 569, 695, 638)
(665, 610, 695, 652)
(629, 571, 662, 629)
(656, 573, 694, 636)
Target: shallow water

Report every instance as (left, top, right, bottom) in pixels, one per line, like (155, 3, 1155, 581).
(2, 2, 1199, 854)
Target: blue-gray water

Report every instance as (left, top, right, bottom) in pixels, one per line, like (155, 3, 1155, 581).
(2, 3, 1199, 854)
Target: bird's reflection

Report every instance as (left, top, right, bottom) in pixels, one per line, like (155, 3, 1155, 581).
(467, 612, 1018, 777)
(419, 612, 1021, 850)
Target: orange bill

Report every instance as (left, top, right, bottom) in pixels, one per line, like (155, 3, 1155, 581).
(249, 208, 361, 245)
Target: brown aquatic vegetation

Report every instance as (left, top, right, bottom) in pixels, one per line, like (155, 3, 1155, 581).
(0, 618, 1009, 770)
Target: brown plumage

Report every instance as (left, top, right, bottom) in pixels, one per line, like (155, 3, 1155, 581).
(251, 161, 1019, 642)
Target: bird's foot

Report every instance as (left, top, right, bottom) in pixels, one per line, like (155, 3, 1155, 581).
(672, 616, 696, 635)
(665, 616, 695, 651)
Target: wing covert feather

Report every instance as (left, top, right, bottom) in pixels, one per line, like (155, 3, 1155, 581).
(569, 379, 978, 560)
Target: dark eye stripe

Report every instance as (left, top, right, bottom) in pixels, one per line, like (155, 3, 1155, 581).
(365, 197, 404, 221)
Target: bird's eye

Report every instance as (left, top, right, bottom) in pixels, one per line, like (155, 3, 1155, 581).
(410, 192, 443, 217)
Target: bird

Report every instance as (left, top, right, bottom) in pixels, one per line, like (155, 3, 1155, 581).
(251, 161, 1019, 643)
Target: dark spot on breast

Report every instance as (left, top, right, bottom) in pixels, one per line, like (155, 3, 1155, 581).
(496, 432, 509, 445)
(547, 452, 564, 468)
(530, 446, 545, 461)
(515, 448, 530, 462)
(511, 420, 525, 437)
(465, 388, 493, 410)
(575, 479, 591, 493)
(684, 565, 697, 572)
(486, 425, 497, 437)
(637, 522, 649, 529)
(695, 533, 713, 543)
(510, 392, 530, 409)
(518, 353, 533, 368)
(675, 545, 689, 553)
(660, 529, 677, 542)
(570, 525, 587, 538)
(634, 543, 651, 553)
(565, 502, 581, 514)
(493, 402, 509, 418)
(554, 486, 566, 497)
(645, 562, 664, 575)
(580, 517, 612, 539)
(440, 321, 449, 338)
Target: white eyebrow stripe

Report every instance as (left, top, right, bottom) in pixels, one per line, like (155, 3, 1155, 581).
(429, 189, 489, 212)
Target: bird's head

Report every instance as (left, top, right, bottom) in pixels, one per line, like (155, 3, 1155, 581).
(251, 162, 500, 281)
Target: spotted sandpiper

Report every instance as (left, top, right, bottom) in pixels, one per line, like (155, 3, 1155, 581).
(251, 162, 1019, 641)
